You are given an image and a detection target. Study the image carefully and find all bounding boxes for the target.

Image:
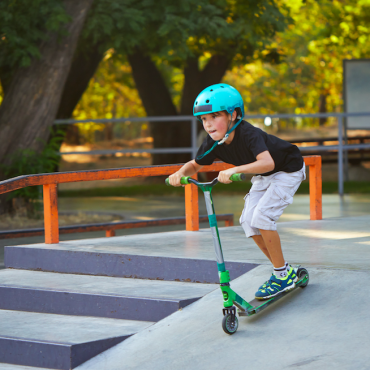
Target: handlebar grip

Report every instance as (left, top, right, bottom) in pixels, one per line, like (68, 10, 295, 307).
(165, 177, 191, 186)
(229, 173, 246, 182)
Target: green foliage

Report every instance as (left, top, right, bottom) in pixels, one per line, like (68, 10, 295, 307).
(75, 0, 368, 124)
(81, 0, 145, 52)
(225, 0, 370, 124)
(81, 0, 289, 63)
(73, 0, 290, 121)
(151, 0, 289, 64)
(72, 53, 146, 142)
(0, 129, 65, 215)
(74, 54, 144, 120)
(5, 0, 369, 137)
(0, 0, 70, 69)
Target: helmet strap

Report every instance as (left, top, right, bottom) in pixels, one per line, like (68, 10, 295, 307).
(196, 115, 243, 161)
(217, 117, 242, 145)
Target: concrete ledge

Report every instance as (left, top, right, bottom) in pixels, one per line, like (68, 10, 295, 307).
(0, 310, 153, 370)
(5, 247, 257, 283)
(0, 363, 48, 369)
(0, 335, 128, 370)
(0, 287, 200, 322)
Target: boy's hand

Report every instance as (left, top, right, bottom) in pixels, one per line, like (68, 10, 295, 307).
(218, 168, 237, 184)
(169, 172, 185, 187)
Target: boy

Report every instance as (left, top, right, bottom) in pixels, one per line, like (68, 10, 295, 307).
(169, 83, 305, 300)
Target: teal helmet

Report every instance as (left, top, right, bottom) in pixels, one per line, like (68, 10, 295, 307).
(194, 83, 245, 160)
(193, 83, 244, 119)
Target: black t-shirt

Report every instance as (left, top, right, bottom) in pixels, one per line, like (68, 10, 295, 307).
(195, 120, 303, 176)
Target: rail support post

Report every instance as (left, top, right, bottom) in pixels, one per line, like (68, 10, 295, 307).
(185, 173, 199, 231)
(225, 219, 234, 227)
(106, 230, 116, 237)
(305, 156, 322, 220)
(43, 184, 59, 244)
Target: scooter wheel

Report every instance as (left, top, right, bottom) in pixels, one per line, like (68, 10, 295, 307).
(222, 313, 239, 335)
(297, 267, 309, 288)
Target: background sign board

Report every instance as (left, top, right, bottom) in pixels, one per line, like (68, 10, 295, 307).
(343, 59, 370, 129)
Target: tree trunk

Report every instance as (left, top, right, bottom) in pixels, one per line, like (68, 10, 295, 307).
(181, 55, 232, 181)
(128, 48, 191, 165)
(55, 41, 106, 147)
(0, 64, 15, 96)
(319, 93, 327, 126)
(57, 43, 105, 120)
(0, 0, 93, 214)
(180, 54, 232, 115)
(128, 49, 233, 165)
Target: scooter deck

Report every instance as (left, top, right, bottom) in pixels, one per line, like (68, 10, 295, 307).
(238, 275, 308, 317)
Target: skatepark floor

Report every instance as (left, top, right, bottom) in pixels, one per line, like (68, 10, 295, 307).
(61, 214, 370, 370)
(1, 197, 370, 369)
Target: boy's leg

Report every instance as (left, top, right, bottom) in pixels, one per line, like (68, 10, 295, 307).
(252, 235, 272, 262)
(240, 178, 277, 264)
(254, 232, 292, 278)
(259, 229, 285, 267)
(251, 168, 305, 269)
(251, 168, 305, 299)
(240, 191, 264, 238)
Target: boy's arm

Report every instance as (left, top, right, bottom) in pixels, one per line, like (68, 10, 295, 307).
(218, 150, 275, 184)
(169, 160, 203, 186)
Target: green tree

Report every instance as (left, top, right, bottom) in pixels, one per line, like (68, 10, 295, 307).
(47, 0, 291, 165)
(0, 0, 290, 206)
(225, 0, 370, 128)
(0, 0, 94, 214)
(123, 0, 290, 164)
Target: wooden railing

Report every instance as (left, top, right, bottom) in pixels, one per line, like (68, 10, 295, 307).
(0, 156, 322, 244)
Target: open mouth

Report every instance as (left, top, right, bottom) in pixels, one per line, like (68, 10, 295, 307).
(209, 129, 216, 134)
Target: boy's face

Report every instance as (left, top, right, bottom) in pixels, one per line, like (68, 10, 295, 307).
(200, 111, 230, 141)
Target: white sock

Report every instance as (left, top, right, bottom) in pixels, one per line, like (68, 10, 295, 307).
(274, 264, 288, 279)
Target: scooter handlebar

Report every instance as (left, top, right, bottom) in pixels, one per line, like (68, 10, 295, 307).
(165, 173, 246, 186)
(229, 173, 246, 182)
(165, 177, 191, 186)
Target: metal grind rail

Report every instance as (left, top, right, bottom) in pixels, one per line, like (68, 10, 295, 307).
(0, 157, 321, 244)
(56, 112, 370, 195)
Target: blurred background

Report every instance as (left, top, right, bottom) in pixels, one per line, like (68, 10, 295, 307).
(1, 0, 370, 253)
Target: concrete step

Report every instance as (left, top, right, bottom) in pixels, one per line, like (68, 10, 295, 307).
(4, 235, 257, 283)
(0, 309, 153, 370)
(0, 269, 217, 322)
(0, 364, 50, 369)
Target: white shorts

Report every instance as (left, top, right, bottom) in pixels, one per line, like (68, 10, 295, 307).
(239, 164, 306, 237)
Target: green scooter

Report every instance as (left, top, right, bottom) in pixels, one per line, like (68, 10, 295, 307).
(166, 174, 309, 335)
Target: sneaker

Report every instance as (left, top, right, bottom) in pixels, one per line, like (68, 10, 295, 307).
(287, 265, 298, 283)
(257, 274, 273, 291)
(255, 271, 296, 300)
(257, 266, 297, 291)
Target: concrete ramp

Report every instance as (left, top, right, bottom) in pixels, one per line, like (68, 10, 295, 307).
(77, 265, 370, 370)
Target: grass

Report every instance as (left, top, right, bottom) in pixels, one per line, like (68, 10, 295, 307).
(58, 181, 370, 198)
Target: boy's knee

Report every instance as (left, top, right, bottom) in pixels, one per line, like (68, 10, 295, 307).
(240, 214, 261, 237)
(251, 207, 277, 231)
